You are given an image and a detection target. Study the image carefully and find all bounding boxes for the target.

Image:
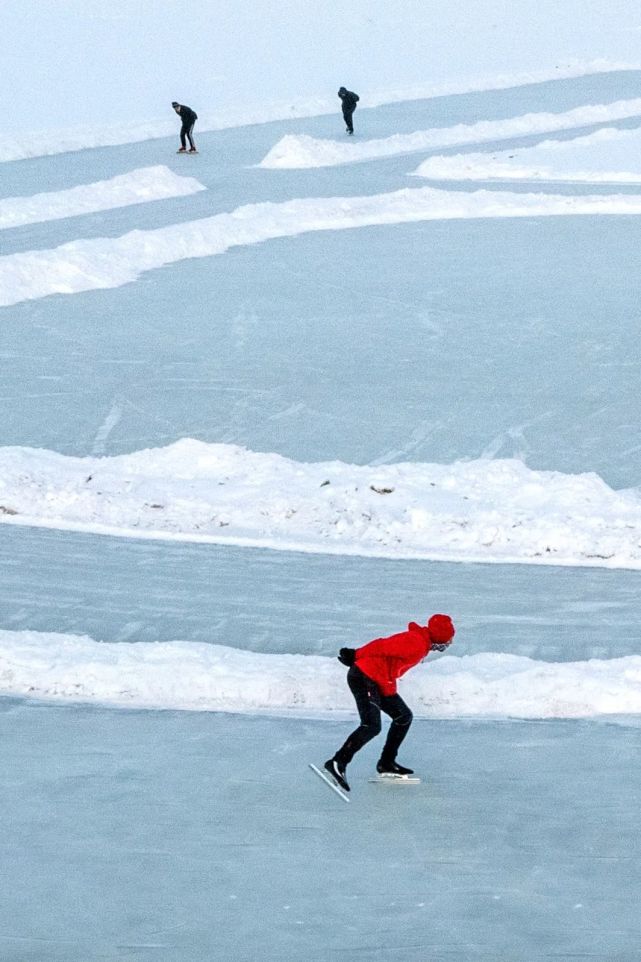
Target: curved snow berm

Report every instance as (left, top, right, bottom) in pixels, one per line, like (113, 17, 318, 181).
(259, 98, 641, 169)
(412, 127, 641, 185)
(5, 186, 641, 307)
(0, 166, 205, 231)
(1, 629, 640, 718)
(1, 439, 640, 568)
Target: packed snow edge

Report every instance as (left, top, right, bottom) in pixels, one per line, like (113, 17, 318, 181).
(1, 439, 640, 569)
(1, 629, 640, 719)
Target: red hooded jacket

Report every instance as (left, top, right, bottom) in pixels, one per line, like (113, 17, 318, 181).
(355, 622, 434, 697)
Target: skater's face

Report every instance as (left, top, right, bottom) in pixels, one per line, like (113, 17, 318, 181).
(431, 641, 452, 653)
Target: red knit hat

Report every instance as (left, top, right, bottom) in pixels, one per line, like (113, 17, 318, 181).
(428, 614, 455, 644)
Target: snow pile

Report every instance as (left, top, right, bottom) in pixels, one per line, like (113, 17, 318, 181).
(1, 628, 640, 719)
(413, 126, 641, 184)
(5, 184, 641, 307)
(1, 439, 641, 568)
(0, 166, 205, 230)
(259, 98, 641, 169)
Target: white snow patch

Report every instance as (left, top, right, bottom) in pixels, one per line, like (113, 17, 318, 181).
(259, 98, 641, 169)
(1, 628, 640, 719)
(1, 439, 641, 569)
(0, 166, 205, 230)
(413, 126, 641, 183)
(4, 185, 641, 307)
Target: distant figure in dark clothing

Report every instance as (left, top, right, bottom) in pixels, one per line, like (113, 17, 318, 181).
(338, 87, 359, 134)
(172, 102, 198, 153)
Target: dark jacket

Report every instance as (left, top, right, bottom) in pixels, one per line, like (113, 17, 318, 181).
(338, 88, 359, 112)
(178, 105, 198, 126)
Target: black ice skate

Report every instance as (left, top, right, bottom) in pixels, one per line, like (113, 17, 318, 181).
(324, 758, 350, 792)
(376, 759, 414, 776)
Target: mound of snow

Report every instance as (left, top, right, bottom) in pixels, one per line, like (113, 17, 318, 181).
(0, 166, 205, 230)
(1, 629, 640, 719)
(259, 99, 641, 169)
(1, 439, 641, 568)
(413, 126, 641, 184)
(5, 185, 641, 307)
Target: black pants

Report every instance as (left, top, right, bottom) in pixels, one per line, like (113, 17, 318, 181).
(335, 666, 413, 766)
(342, 107, 355, 133)
(180, 122, 196, 150)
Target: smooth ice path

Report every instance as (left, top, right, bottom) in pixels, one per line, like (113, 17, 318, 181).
(2, 439, 641, 568)
(259, 97, 641, 168)
(2, 628, 641, 718)
(5, 185, 641, 307)
(1, 702, 640, 962)
(3, 525, 639, 664)
(0, 166, 205, 230)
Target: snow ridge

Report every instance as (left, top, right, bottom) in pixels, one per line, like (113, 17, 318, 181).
(5, 185, 641, 307)
(413, 127, 641, 184)
(0, 166, 205, 230)
(259, 98, 641, 169)
(1, 439, 640, 569)
(1, 629, 639, 719)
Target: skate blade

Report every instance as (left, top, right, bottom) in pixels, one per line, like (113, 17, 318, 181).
(369, 774, 421, 785)
(309, 763, 350, 802)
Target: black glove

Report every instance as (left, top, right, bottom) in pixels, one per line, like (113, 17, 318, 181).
(338, 647, 356, 666)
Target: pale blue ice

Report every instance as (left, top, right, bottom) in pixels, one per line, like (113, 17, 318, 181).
(1, 72, 641, 961)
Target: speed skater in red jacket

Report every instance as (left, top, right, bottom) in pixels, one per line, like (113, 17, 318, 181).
(324, 614, 455, 792)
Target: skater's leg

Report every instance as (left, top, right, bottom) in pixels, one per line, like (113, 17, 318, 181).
(186, 122, 196, 150)
(180, 123, 188, 149)
(342, 107, 354, 133)
(378, 694, 413, 765)
(334, 667, 382, 765)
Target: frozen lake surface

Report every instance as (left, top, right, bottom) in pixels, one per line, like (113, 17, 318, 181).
(2, 699, 640, 962)
(2, 67, 641, 960)
(2, 73, 641, 488)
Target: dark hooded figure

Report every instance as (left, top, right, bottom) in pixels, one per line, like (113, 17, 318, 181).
(338, 87, 359, 134)
(172, 102, 198, 153)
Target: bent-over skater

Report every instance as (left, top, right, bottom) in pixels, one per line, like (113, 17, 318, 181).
(325, 614, 455, 791)
(172, 102, 198, 153)
(338, 86, 359, 134)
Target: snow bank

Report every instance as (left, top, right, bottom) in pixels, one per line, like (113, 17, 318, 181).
(0, 166, 205, 230)
(413, 126, 641, 184)
(1, 62, 634, 164)
(1, 629, 639, 719)
(259, 98, 641, 169)
(5, 184, 641, 307)
(1, 439, 640, 569)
